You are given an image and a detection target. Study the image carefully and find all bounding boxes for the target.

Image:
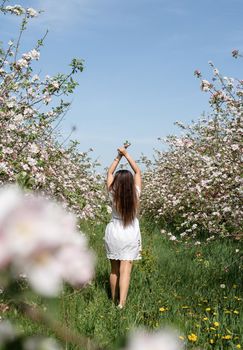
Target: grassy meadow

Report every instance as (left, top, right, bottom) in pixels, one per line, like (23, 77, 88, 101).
(2, 219, 242, 350)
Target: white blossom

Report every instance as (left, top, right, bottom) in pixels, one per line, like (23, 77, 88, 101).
(200, 79, 212, 92)
(169, 235, 177, 241)
(51, 81, 60, 89)
(30, 49, 40, 60)
(231, 144, 239, 151)
(16, 58, 28, 68)
(5, 5, 25, 16)
(0, 185, 95, 296)
(27, 156, 37, 166)
(26, 8, 38, 18)
(29, 143, 39, 154)
(123, 328, 183, 350)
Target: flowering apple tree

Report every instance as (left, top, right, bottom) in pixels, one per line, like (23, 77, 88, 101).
(0, 1, 107, 222)
(141, 57, 242, 241)
(0, 3, 107, 348)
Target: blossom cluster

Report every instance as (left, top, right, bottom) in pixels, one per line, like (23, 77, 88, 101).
(141, 59, 242, 240)
(0, 185, 95, 296)
(3, 5, 38, 17)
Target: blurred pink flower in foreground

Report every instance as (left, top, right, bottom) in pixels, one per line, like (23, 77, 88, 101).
(123, 328, 184, 350)
(0, 320, 62, 349)
(0, 185, 95, 296)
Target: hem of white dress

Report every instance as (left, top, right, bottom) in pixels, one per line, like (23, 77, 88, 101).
(107, 255, 142, 261)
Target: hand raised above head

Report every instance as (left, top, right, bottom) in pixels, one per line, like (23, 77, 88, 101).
(117, 147, 128, 156)
(117, 141, 131, 156)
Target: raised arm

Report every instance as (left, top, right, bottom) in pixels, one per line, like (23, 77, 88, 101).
(106, 151, 122, 190)
(117, 148, 142, 191)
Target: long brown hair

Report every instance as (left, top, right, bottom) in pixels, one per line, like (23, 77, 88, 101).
(109, 170, 139, 227)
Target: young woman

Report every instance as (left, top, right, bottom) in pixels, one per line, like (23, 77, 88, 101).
(104, 145, 142, 309)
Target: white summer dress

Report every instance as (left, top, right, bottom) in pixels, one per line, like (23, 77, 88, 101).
(104, 185, 142, 261)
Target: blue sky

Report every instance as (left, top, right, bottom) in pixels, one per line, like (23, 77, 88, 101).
(1, 0, 243, 171)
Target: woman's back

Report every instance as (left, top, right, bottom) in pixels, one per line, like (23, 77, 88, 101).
(108, 170, 140, 227)
(109, 184, 141, 222)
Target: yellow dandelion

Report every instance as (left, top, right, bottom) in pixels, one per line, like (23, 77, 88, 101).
(224, 310, 231, 314)
(213, 322, 220, 327)
(236, 344, 241, 349)
(188, 333, 198, 342)
(210, 327, 216, 331)
(203, 317, 208, 321)
(213, 312, 217, 315)
(205, 307, 211, 312)
(209, 339, 215, 344)
(222, 335, 232, 340)
(233, 310, 239, 314)
(159, 307, 167, 312)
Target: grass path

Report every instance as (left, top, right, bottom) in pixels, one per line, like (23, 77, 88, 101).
(63, 220, 242, 349)
(3, 220, 242, 349)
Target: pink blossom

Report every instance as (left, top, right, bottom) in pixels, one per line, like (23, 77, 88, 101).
(200, 79, 212, 92)
(123, 328, 183, 350)
(0, 185, 95, 296)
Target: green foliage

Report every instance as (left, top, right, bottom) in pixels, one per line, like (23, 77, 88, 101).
(2, 221, 242, 349)
(70, 58, 85, 73)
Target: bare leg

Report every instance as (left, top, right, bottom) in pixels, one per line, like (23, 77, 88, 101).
(119, 260, 133, 307)
(109, 259, 120, 302)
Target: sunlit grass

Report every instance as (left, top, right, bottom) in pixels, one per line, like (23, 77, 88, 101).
(2, 219, 242, 349)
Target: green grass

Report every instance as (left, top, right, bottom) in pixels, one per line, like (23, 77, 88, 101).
(1, 219, 242, 350)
